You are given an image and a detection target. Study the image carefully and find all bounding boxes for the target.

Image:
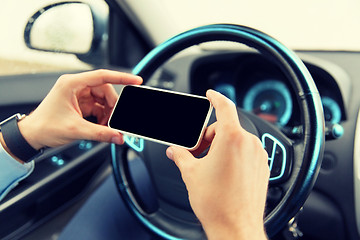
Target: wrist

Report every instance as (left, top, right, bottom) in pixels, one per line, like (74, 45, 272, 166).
(203, 218, 268, 240)
(205, 227, 267, 240)
(0, 113, 44, 162)
(17, 115, 44, 150)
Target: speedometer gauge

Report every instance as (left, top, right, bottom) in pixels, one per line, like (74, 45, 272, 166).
(321, 96, 342, 123)
(243, 80, 293, 126)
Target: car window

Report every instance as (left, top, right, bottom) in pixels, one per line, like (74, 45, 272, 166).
(0, 0, 108, 76)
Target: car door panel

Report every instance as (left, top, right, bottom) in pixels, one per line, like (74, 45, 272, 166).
(0, 72, 112, 240)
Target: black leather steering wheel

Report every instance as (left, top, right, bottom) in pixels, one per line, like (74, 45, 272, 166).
(112, 24, 325, 239)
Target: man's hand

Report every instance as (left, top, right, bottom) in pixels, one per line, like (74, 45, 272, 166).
(18, 69, 142, 150)
(166, 90, 269, 240)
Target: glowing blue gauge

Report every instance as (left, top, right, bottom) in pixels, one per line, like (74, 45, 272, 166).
(214, 83, 237, 104)
(243, 80, 293, 126)
(321, 96, 342, 123)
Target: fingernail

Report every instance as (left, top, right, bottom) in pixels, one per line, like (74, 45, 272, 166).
(166, 147, 173, 160)
(136, 76, 143, 83)
(206, 89, 215, 97)
(111, 136, 124, 145)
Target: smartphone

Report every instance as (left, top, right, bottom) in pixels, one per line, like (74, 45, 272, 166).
(108, 85, 213, 150)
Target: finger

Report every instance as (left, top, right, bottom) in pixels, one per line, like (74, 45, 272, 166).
(96, 88, 119, 125)
(202, 122, 217, 143)
(166, 146, 195, 170)
(67, 69, 143, 88)
(79, 120, 124, 145)
(91, 103, 108, 125)
(104, 84, 119, 109)
(103, 101, 114, 125)
(91, 84, 119, 109)
(191, 123, 216, 156)
(206, 89, 240, 127)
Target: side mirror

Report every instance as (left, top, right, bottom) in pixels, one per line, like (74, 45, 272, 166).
(24, 2, 108, 66)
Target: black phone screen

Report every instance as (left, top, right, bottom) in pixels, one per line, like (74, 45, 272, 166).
(109, 85, 212, 149)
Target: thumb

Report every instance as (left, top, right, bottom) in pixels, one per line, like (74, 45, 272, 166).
(80, 121, 124, 144)
(166, 146, 195, 170)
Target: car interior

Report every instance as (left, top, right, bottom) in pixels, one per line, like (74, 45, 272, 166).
(0, 0, 360, 239)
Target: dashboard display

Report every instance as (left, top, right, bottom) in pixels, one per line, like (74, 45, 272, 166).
(191, 53, 345, 128)
(243, 80, 293, 126)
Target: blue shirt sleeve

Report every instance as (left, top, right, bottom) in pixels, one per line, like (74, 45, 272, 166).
(0, 143, 34, 202)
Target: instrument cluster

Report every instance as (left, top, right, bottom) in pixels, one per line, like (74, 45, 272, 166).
(191, 53, 345, 128)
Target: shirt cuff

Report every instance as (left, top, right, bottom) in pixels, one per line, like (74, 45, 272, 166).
(0, 142, 34, 202)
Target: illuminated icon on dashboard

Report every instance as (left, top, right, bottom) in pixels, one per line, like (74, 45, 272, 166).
(79, 140, 93, 150)
(51, 156, 65, 166)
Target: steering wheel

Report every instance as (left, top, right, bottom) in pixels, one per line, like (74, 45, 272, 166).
(111, 24, 325, 239)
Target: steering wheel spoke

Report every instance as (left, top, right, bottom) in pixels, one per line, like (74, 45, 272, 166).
(240, 110, 295, 184)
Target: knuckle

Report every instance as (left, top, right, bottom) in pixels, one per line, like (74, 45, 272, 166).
(94, 69, 107, 81)
(181, 161, 195, 176)
(250, 134, 266, 153)
(249, 133, 263, 147)
(229, 130, 243, 144)
(231, 130, 263, 151)
(223, 127, 243, 145)
(96, 69, 107, 73)
(173, 157, 184, 171)
(67, 123, 81, 135)
(56, 74, 76, 90)
(94, 129, 108, 142)
(221, 122, 238, 133)
(94, 69, 106, 75)
(261, 146, 268, 158)
(57, 73, 72, 83)
(222, 98, 236, 111)
(260, 148, 269, 166)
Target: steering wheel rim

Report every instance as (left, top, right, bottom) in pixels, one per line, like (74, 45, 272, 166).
(112, 24, 325, 239)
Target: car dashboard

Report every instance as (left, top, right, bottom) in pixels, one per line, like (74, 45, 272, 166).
(190, 52, 348, 128)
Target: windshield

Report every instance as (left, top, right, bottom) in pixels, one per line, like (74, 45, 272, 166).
(122, 0, 360, 51)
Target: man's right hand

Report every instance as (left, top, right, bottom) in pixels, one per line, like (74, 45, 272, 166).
(166, 89, 269, 240)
